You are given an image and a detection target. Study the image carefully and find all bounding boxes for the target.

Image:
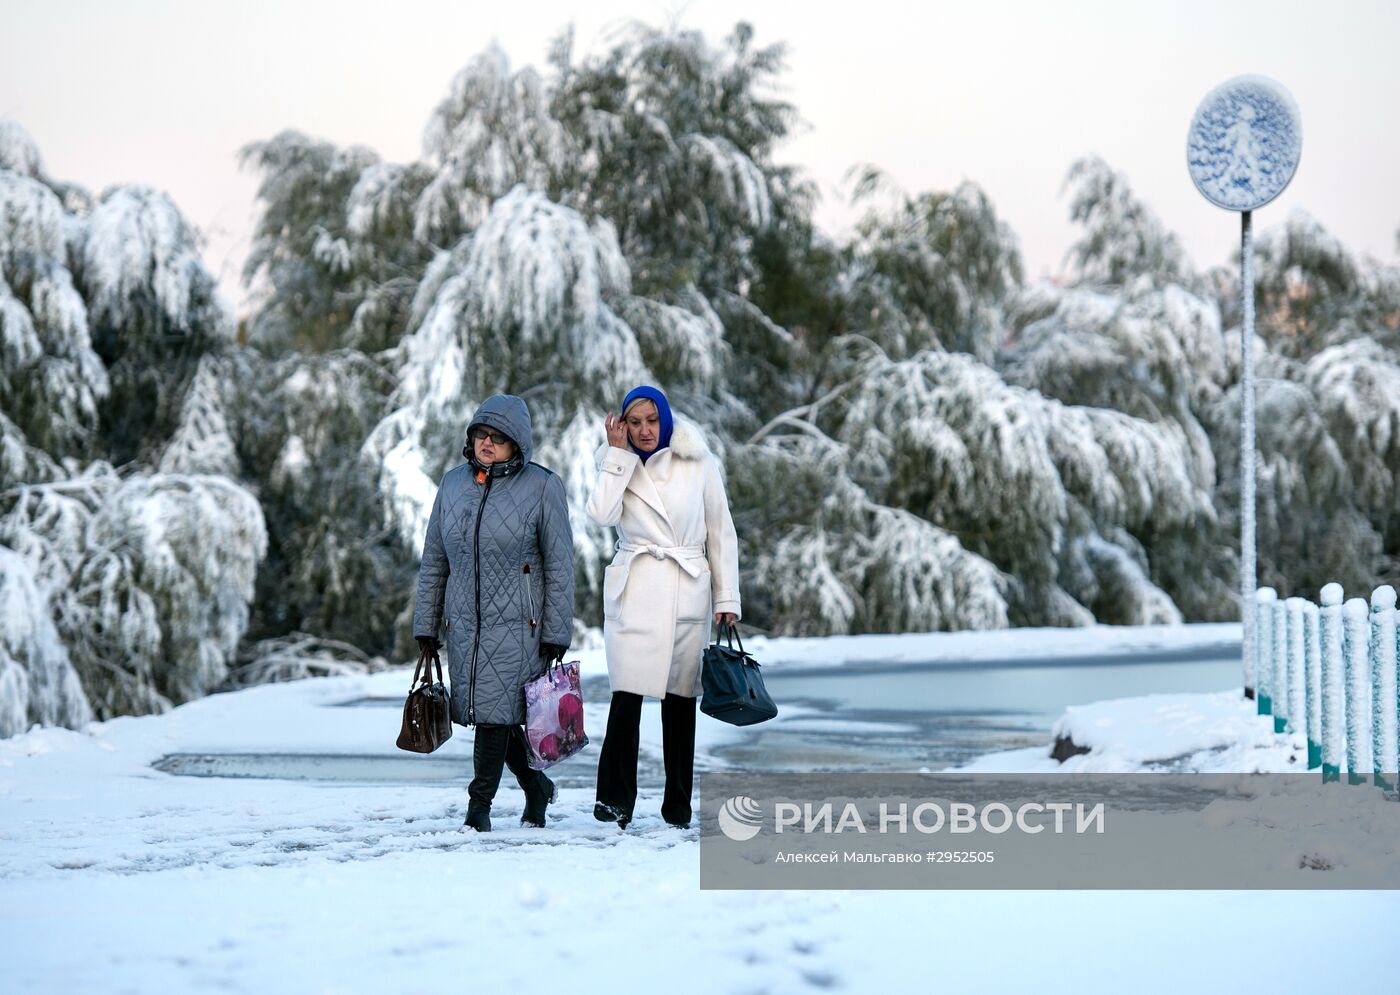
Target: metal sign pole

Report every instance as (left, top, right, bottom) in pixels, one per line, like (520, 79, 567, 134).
(1239, 209, 1256, 699)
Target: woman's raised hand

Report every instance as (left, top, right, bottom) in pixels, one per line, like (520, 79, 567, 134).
(604, 412, 628, 449)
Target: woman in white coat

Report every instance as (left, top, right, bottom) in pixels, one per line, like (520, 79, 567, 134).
(586, 385, 741, 829)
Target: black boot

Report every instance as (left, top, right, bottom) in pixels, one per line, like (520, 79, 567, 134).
(593, 801, 631, 830)
(660, 693, 697, 828)
(595, 691, 642, 829)
(465, 725, 509, 832)
(463, 801, 492, 833)
(505, 726, 556, 828)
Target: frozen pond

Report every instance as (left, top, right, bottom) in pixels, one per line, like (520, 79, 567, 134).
(155, 643, 1239, 782)
(151, 750, 605, 789)
(744, 640, 1237, 772)
(740, 644, 1239, 770)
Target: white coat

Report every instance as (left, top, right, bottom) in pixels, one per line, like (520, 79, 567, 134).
(585, 418, 742, 699)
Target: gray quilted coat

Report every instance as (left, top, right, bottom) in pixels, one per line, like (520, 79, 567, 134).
(413, 395, 575, 726)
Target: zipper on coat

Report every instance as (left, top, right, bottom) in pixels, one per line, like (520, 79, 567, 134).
(469, 470, 494, 724)
(522, 563, 537, 634)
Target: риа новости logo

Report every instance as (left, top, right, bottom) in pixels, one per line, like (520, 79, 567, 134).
(717, 796, 763, 841)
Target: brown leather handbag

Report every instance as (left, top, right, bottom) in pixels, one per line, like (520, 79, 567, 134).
(396, 644, 453, 753)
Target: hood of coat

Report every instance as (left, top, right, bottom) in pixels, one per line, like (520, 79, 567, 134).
(465, 394, 534, 466)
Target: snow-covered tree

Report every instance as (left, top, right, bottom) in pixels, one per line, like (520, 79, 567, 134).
(1303, 336, 1400, 509)
(996, 159, 1245, 618)
(841, 349, 1066, 591)
(732, 424, 1009, 635)
(835, 347, 1204, 624)
(240, 133, 431, 353)
(158, 352, 241, 476)
(1211, 374, 1366, 594)
(225, 632, 389, 689)
(844, 173, 1023, 363)
(4, 127, 233, 487)
(1061, 531, 1182, 626)
(0, 124, 276, 732)
(1191, 204, 1400, 599)
(229, 347, 412, 656)
(0, 545, 92, 737)
(415, 43, 570, 244)
(1, 466, 267, 719)
(549, 21, 792, 296)
(67, 183, 231, 465)
(240, 46, 577, 356)
(1061, 156, 1191, 289)
(0, 123, 109, 472)
(445, 186, 641, 399)
(72, 472, 266, 712)
(1249, 209, 1361, 358)
(1002, 282, 1225, 422)
(0, 121, 44, 179)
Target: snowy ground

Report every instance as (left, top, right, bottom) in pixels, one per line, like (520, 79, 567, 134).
(954, 690, 1302, 773)
(3, 624, 1398, 993)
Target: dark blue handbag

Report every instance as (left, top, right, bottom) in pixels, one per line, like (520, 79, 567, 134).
(700, 624, 777, 726)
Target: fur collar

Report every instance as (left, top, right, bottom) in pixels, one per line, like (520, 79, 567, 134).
(667, 418, 707, 460)
(593, 415, 710, 462)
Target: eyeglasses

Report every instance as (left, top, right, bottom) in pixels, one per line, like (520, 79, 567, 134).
(470, 427, 511, 446)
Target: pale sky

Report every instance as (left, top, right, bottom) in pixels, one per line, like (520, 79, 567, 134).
(5, 0, 1399, 316)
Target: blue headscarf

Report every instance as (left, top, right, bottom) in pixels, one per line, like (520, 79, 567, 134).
(621, 385, 673, 463)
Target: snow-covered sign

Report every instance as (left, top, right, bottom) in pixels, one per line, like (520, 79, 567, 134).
(1187, 75, 1301, 212)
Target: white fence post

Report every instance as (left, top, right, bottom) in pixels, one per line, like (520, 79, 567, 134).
(1343, 597, 1373, 785)
(1270, 599, 1289, 734)
(1369, 586, 1397, 789)
(1319, 584, 1345, 781)
(1285, 597, 1306, 738)
(1303, 599, 1322, 769)
(1255, 588, 1277, 715)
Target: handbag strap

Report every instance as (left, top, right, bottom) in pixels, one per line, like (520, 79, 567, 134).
(722, 622, 760, 667)
(550, 658, 576, 684)
(723, 622, 746, 655)
(411, 644, 445, 687)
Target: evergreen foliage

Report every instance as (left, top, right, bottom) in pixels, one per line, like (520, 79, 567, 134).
(1, 125, 269, 726)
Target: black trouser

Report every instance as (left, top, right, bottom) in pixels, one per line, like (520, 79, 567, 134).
(595, 691, 697, 825)
(467, 724, 542, 809)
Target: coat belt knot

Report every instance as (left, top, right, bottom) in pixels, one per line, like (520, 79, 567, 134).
(616, 541, 706, 578)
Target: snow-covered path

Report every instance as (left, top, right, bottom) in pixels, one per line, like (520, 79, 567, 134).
(7, 856, 1398, 992)
(4, 626, 1398, 992)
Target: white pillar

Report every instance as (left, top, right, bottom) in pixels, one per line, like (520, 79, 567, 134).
(1343, 597, 1373, 784)
(1319, 583, 1345, 780)
(1270, 599, 1289, 734)
(1254, 588, 1277, 714)
(1370, 586, 1397, 788)
(1303, 599, 1322, 769)
(1285, 597, 1306, 737)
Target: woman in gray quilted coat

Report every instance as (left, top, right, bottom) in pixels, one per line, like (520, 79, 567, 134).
(413, 394, 575, 832)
